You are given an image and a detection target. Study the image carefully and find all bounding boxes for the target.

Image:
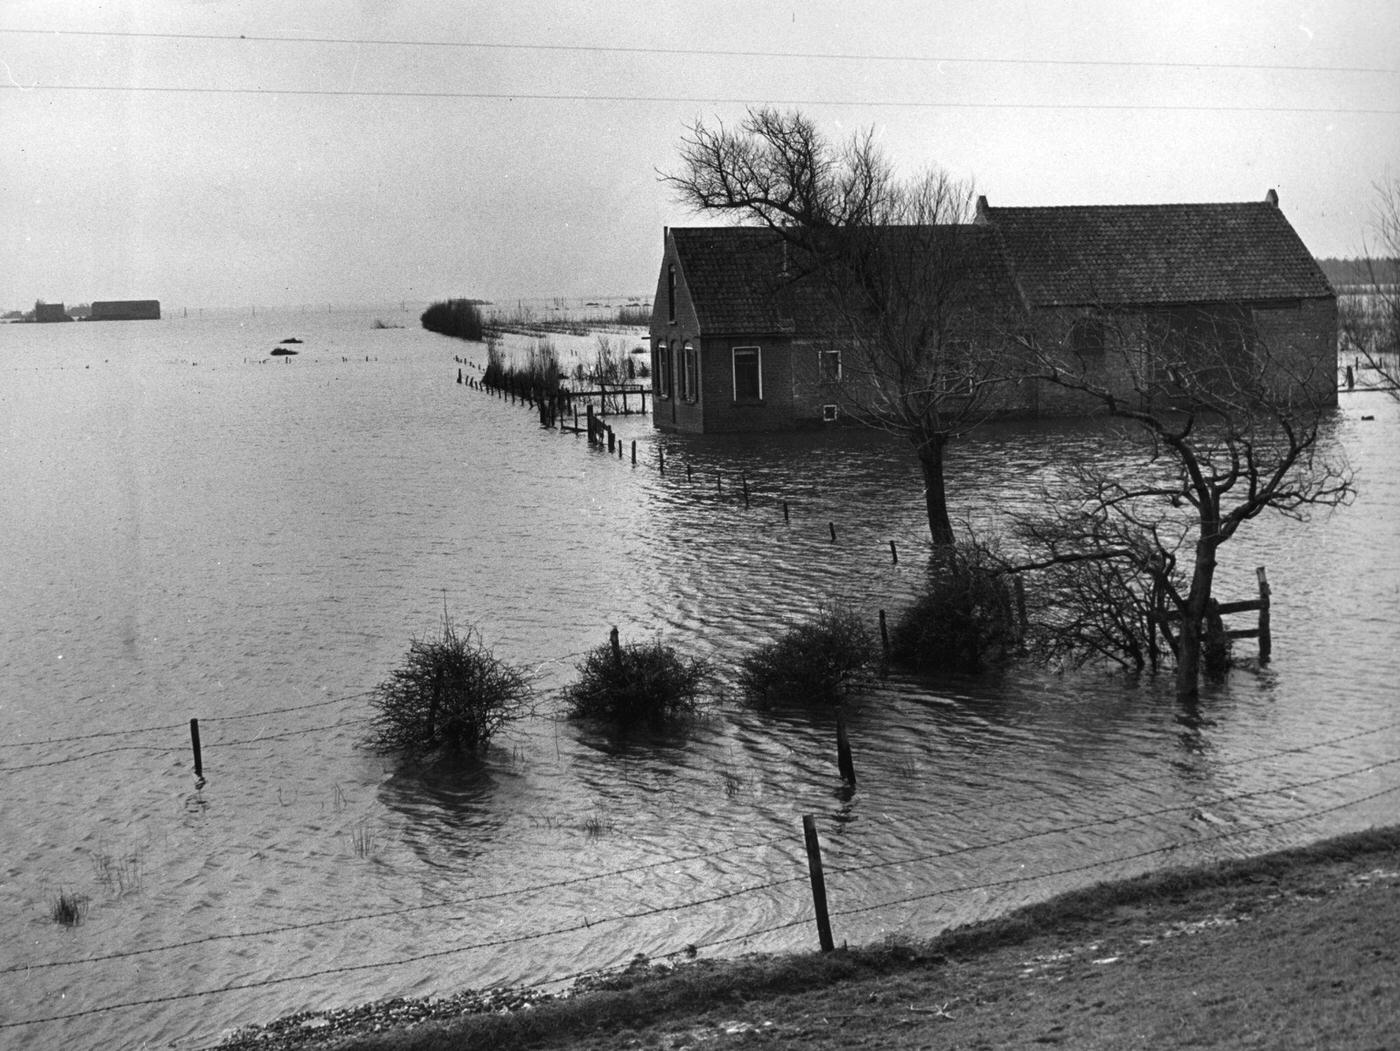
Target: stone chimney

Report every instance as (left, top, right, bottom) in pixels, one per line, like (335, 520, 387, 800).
(975, 194, 990, 223)
(1265, 188, 1279, 207)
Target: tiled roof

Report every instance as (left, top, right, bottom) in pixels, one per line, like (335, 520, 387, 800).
(982, 201, 1334, 307)
(670, 227, 789, 334)
(669, 225, 1017, 335)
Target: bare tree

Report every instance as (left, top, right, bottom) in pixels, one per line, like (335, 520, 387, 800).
(1339, 176, 1400, 396)
(662, 108, 1017, 545)
(1012, 312, 1353, 701)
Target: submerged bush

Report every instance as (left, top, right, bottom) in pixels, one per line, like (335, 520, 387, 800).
(369, 617, 532, 756)
(51, 889, 87, 926)
(420, 298, 485, 341)
(737, 605, 877, 708)
(891, 542, 1018, 674)
(564, 630, 712, 727)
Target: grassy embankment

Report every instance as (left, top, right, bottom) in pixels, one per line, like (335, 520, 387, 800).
(221, 824, 1400, 1050)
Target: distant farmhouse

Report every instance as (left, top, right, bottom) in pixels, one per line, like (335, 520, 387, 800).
(34, 302, 72, 323)
(648, 190, 1336, 433)
(90, 300, 161, 321)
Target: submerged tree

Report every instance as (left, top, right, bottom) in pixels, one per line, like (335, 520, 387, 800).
(662, 108, 1018, 545)
(1339, 176, 1400, 397)
(1012, 314, 1353, 701)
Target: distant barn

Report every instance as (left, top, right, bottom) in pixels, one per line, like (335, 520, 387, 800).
(34, 302, 72, 323)
(90, 300, 161, 321)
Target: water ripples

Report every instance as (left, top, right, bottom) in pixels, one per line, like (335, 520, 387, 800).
(1, 315, 1397, 1048)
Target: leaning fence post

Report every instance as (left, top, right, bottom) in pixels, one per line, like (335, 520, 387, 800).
(802, 815, 835, 952)
(889, 539, 898, 564)
(1256, 566, 1272, 664)
(741, 471, 751, 509)
(189, 718, 203, 780)
(829, 522, 837, 543)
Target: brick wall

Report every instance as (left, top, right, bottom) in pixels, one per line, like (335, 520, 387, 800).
(1252, 297, 1338, 406)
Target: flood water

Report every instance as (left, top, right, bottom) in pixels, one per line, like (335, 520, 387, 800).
(2, 310, 1397, 1049)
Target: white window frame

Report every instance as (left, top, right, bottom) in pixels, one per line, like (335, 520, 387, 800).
(732, 345, 763, 402)
(682, 341, 698, 402)
(656, 341, 672, 399)
(818, 346, 842, 383)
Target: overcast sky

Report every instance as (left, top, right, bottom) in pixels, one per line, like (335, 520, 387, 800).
(3, 1, 1398, 311)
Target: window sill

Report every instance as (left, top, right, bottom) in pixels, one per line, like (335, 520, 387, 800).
(732, 399, 766, 407)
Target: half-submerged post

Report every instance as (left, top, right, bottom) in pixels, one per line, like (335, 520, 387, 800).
(610, 625, 622, 667)
(741, 471, 751, 509)
(836, 709, 856, 785)
(1257, 566, 1272, 664)
(189, 718, 203, 780)
(802, 815, 835, 952)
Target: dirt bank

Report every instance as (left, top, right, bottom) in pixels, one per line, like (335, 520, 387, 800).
(216, 826, 1400, 1050)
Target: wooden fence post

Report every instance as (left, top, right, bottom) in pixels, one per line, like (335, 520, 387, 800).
(836, 709, 856, 785)
(889, 539, 898, 564)
(741, 471, 750, 508)
(189, 718, 203, 780)
(802, 815, 835, 952)
(1257, 566, 1272, 664)
(829, 522, 837, 543)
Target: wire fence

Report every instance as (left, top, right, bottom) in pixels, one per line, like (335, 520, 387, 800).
(2, 700, 1398, 1037)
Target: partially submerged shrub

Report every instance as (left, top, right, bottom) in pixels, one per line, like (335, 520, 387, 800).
(891, 542, 1018, 673)
(369, 617, 532, 756)
(564, 630, 711, 727)
(737, 605, 876, 708)
(420, 298, 485, 341)
(51, 889, 87, 926)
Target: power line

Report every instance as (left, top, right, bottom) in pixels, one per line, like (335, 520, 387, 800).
(1, 27, 1395, 76)
(5, 83, 1396, 116)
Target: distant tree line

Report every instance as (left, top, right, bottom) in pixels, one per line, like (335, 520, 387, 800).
(1317, 256, 1400, 287)
(421, 298, 487, 341)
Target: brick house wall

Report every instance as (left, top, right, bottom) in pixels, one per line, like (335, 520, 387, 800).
(1252, 297, 1339, 406)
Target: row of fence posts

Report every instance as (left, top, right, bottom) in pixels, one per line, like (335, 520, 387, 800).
(459, 363, 933, 565)
(457, 365, 649, 424)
